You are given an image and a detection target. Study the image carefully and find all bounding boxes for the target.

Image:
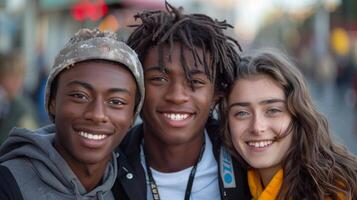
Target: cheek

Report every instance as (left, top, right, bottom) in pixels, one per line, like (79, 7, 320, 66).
(110, 112, 134, 145)
(272, 116, 292, 135)
(282, 132, 293, 149)
(143, 87, 160, 105)
(228, 118, 245, 148)
(57, 103, 83, 119)
(111, 109, 135, 130)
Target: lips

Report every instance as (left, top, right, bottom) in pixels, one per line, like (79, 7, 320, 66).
(246, 140, 274, 148)
(73, 126, 114, 147)
(78, 131, 107, 140)
(163, 113, 190, 121)
(158, 110, 194, 127)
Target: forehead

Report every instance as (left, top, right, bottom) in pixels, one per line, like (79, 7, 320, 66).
(229, 74, 285, 103)
(57, 60, 136, 88)
(143, 42, 211, 71)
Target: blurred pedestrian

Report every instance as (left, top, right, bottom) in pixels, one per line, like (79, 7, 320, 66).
(0, 52, 38, 144)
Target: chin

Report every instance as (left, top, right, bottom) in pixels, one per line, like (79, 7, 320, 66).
(247, 160, 275, 170)
(77, 153, 112, 165)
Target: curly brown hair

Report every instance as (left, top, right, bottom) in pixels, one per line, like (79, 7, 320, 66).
(219, 48, 357, 200)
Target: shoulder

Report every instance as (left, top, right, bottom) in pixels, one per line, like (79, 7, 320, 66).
(1, 158, 38, 188)
(217, 147, 251, 200)
(113, 124, 147, 200)
(205, 117, 221, 146)
(0, 165, 24, 200)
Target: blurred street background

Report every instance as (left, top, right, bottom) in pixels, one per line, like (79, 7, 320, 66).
(1, 0, 357, 154)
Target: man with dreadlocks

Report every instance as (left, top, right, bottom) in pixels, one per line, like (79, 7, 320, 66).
(113, 2, 251, 200)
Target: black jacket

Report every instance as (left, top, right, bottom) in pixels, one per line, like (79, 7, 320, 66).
(113, 118, 251, 200)
(0, 165, 24, 200)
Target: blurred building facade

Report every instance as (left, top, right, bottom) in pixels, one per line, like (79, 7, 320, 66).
(1, 0, 357, 153)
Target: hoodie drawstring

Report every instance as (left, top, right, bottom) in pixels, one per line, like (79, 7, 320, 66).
(71, 179, 82, 200)
(96, 191, 105, 200)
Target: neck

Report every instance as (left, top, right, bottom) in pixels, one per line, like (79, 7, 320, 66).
(258, 164, 281, 188)
(54, 142, 111, 191)
(71, 160, 110, 191)
(143, 128, 205, 173)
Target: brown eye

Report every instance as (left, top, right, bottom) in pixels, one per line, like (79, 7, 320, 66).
(69, 93, 89, 102)
(108, 98, 126, 107)
(191, 79, 205, 87)
(150, 77, 167, 82)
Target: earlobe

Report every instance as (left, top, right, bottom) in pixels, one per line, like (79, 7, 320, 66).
(49, 99, 56, 116)
(129, 119, 135, 129)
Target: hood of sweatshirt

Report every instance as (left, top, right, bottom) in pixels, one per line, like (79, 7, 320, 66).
(0, 124, 117, 199)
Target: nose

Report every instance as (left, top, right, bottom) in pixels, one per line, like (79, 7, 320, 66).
(164, 80, 189, 104)
(250, 113, 267, 134)
(84, 97, 109, 123)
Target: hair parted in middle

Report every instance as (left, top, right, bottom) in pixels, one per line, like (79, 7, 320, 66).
(127, 1, 242, 91)
(219, 48, 357, 199)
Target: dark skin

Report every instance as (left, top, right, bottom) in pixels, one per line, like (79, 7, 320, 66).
(49, 60, 137, 191)
(142, 43, 218, 172)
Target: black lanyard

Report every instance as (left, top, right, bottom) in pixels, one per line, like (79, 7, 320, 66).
(143, 137, 206, 200)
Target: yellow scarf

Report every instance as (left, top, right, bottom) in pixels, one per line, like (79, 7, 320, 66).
(248, 169, 346, 200)
(248, 169, 283, 200)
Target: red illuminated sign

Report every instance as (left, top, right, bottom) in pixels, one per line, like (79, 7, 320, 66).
(71, 0, 108, 21)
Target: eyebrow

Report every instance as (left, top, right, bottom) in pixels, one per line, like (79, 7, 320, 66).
(228, 98, 286, 109)
(66, 80, 131, 95)
(144, 66, 168, 73)
(189, 69, 206, 76)
(144, 66, 206, 76)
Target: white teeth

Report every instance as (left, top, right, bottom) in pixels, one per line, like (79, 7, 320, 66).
(78, 131, 107, 140)
(163, 113, 190, 121)
(248, 140, 273, 148)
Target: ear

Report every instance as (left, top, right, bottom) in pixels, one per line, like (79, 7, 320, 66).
(49, 98, 56, 117)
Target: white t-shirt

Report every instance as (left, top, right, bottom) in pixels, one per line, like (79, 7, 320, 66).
(140, 131, 220, 200)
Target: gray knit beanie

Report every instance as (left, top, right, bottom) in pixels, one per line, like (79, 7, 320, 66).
(45, 28, 144, 121)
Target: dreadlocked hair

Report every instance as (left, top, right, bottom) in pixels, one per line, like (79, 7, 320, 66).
(127, 1, 242, 91)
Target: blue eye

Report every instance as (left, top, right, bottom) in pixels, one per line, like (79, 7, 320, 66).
(235, 111, 250, 118)
(266, 108, 282, 115)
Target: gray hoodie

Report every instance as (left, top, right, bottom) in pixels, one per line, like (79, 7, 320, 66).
(0, 125, 117, 200)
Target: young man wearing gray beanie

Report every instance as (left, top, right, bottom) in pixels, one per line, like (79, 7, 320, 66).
(0, 28, 144, 200)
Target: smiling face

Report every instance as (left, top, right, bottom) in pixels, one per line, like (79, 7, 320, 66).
(142, 43, 217, 145)
(228, 74, 292, 174)
(49, 60, 136, 166)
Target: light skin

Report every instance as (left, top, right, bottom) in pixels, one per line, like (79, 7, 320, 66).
(0, 71, 25, 100)
(49, 60, 137, 191)
(142, 43, 217, 172)
(228, 74, 293, 187)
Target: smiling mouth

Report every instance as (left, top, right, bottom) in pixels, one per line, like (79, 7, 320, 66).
(163, 113, 191, 121)
(78, 131, 108, 141)
(247, 140, 274, 148)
